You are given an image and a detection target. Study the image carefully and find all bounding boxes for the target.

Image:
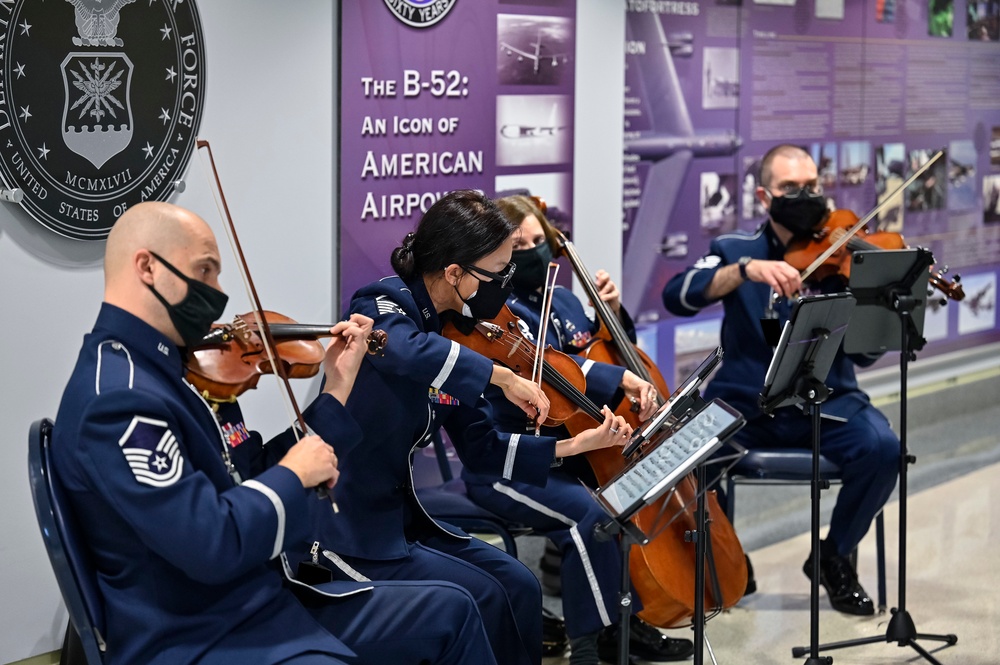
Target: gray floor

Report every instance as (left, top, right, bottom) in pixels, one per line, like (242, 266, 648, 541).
(524, 361, 1000, 664)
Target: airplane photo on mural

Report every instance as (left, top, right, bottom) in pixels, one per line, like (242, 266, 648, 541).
(497, 14, 572, 85)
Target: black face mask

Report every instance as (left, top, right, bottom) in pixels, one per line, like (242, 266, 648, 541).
(147, 252, 229, 347)
(768, 193, 829, 238)
(510, 243, 553, 291)
(457, 275, 513, 321)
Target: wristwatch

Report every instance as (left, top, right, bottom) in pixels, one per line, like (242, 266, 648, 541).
(737, 256, 752, 281)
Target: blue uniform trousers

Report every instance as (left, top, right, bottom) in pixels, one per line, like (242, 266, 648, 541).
(732, 404, 899, 557)
(466, 470, 629, 639)
(299, 578, 496, 665)
(334, 534, 541, 665)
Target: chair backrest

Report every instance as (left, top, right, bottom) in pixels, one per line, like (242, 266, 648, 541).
(429, 431, 456, 482)
(28, 418, 107, 665)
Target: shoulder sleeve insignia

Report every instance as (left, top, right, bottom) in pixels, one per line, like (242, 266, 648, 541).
(374, 295, 406, 316)
(118, 416, 185, 487)
(693, 255, 723, 270)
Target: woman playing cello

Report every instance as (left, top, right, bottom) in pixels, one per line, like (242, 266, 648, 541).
(462, 195, 695, 664)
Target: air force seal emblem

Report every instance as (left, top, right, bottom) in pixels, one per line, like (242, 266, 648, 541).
(118, 415, 185, 488)
(0, 0, 206, 240)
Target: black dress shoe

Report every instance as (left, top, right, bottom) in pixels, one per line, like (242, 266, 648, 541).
(803, 552, 875, 616)
(542, 607, 568, 657)
(744, 554, 757, 596)
(597, 620, 695, 662)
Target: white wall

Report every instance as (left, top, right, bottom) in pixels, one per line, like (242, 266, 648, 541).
(0, 2, 336, 661)
(572, 0, 626, 293)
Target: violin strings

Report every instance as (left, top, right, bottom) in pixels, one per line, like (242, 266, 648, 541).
(483, 328, 605, 422)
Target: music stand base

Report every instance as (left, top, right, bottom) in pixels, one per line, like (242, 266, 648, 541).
(792, 607, 959, 663)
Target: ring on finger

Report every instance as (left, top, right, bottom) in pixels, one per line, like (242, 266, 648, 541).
(610, 427, 619, 434)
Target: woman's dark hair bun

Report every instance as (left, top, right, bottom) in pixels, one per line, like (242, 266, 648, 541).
(390, 190, 516, 281)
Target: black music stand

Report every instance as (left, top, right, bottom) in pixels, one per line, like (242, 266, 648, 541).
(794, 249, 958, 664)
(759, 292, 856, 665)
(622, 346, 724, 459)
(592, 392, 746, 665)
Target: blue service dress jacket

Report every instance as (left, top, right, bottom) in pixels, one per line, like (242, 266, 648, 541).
(661, 223, 876, 420)
(52, 304, 364, 665)
(297, 276, 557, 561)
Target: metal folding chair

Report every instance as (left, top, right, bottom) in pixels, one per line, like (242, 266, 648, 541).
(28, 418, 107, 665)
(725, 448, 887, 611)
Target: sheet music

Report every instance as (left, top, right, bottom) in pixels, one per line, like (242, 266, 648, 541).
(597, 400, 744, 517)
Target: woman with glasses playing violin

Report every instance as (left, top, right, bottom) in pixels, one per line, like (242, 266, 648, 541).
(662, 144, 899, 617)
(461, 194, 694, 664)
(285, 190, 630, 665)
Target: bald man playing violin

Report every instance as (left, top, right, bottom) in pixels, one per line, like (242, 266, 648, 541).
(52, 201, 496, 665)
(662, 144, 899, 616)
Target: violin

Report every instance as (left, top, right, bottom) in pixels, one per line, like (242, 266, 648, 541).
(785, 209, 965, 301)
(548, 225, 747, 627)
(186, 310, 388, 402)
(782, 149, 964, 302)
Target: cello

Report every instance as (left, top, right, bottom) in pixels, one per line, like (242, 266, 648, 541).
(550, 227, 747, 628)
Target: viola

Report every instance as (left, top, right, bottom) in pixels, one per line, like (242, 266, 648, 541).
(186, 310, 387, 402)
(440, 305, 608, 432)
(785, 209, 965, 301)
(193, 140, 384, 508)
(548, 227, 747, 627)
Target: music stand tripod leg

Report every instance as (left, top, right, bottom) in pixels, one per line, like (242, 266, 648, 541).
(877, 304, 957, 663)
(595, 517, 638, 665)
(617, 528, 633, 665)
(800, 382, 833, 665)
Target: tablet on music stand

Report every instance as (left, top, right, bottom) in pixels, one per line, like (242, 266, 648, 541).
(759, 292, 856, 414)
(843, 249, 930, 354)
(592, 398, 745, 526)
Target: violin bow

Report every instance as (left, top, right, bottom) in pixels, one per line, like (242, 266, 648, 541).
(555, 229, 660, 402)
(196, 140, 338, 509)
(531, 261, 561, 435)
(799, 149, 945, 283)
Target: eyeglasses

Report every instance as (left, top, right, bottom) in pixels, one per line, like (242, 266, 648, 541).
(463, 262, 516, 288)
(771, 182, 824, 198)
